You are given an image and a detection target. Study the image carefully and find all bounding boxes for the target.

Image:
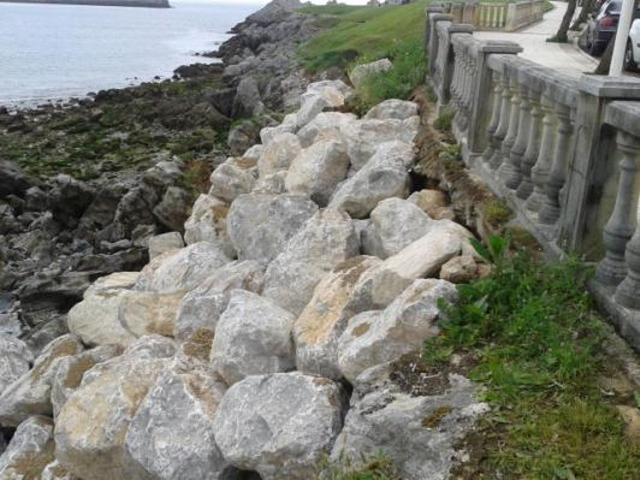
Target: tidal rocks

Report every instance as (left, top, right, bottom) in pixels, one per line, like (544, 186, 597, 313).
(262, 208, 359, 316)
(213, 372, 346, 480)
(152, 186, 193, 232)
(285, 139, 350, 206)
(294, 256, 381, 379)
(227, 193, 318, 264)
(0, 416, 55, 479)
(0, 335, 33, 393)
(211, 290, 295, 384)
(349, 58, 393, 88)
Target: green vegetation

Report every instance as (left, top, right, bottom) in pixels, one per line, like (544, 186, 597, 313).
(425, 236, 640, 478)
(434, 107, 454, 132)
(316, 454, 400, 480)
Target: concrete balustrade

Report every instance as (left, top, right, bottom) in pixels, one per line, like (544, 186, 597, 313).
(442, 0, 546, 32)
(425, 9, 640, 350)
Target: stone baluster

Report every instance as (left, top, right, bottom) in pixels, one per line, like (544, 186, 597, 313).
(516, 89, 542, 200)
(498, 76, 521, 182)
(505, 83, 532, 190)
(538, 104, 574, 224)
(459, 50, 471, 131)
(526, 94, 556, 213)
(489, 71, 511, 170)
(596, 131, 640, 286)
(482, 72, 502, 166)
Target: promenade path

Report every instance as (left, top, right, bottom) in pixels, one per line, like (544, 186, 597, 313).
(474, 1, 598, 77)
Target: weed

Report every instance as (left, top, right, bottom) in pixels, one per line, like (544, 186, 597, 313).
(434, 107, 454, 132)
(316, 453, 401, 480)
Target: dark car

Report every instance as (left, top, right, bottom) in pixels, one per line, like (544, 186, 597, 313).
(585, 0, 622, 56)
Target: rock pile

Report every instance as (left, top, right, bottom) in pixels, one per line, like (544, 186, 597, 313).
(0, 80, 489, 479)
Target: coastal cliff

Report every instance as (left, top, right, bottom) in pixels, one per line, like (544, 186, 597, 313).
(0, 0, 169, 8)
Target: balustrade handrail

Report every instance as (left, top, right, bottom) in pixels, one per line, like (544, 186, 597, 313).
(439, 0, 545, 31)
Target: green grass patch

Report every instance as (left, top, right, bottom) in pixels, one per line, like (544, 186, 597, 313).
(424, 236, 640, 478)
(316, 454, 401, 480)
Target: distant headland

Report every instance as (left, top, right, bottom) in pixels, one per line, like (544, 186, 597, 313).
(0, 0, 170, 8)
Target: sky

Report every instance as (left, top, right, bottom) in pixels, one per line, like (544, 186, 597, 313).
(201, 0, 369, 4)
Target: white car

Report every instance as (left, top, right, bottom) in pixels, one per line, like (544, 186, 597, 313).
(626, 18, 640, 71)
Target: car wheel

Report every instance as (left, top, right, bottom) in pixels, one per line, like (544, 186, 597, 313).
(624, 40, 637, 71)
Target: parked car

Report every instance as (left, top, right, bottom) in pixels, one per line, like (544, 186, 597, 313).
(626, 18, 640, 70)
(585, 0, 622, 56)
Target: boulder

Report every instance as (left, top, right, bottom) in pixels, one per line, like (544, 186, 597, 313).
(341, 119, 418, 170)
(123, 366, 232, 480)
(211, 290, 295, 385)
(55, 336, 177, 480)
(243, 144, 264, 161)
(209, 161, 256, 203)
(252, 171, 287, 194)
(175, 260, 264, 359)
(296, 111, 357, 148)
(295, 94, 331, 129)
(285, 139, 350, 206)
(227, 193, 318, 264)
(332, 367, 489, 480)
(306, 80, 353, 102)
(147, 232, 184, 260)
(349, 58, 393, 88)
(152, 186, 192, 232)
(329, 142, 412, 219)
(338, 279, 457, 382)
(263, 208, 359, 316)
(228, 120, 260, 156)
(407, 189, 454, 220)
(41, 460, 77, 480)
(0, 335, 83, 427)
(0, 416, 55, 479)
(260, 114, 298, 146)
(439, 255, 479, 284)
(50, 345, 123, 418)
(347, 223, 468, 312)
(257, 132, 302, 177)
(232, 76, 264, 118)
(183, 194, 235, 257)
(364, 99, 418, 120)
(213, 372, 346, 480)
(362, 198, 432, 259)
(134, 242, 231, 293)
(294, 256, 381, 379)
(0, 335, 33, 393)
(118, 290, 185, 338)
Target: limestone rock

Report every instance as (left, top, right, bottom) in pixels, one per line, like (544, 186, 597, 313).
(296, 112, 357, 148)
(41, 460, 77, 480)
(407, 189, 454, 220)
(213, 372, 346, 480)
(232, 76, 264, 118)
(260, 115, 298, 146)
(55, 336, 176, 480)
(338, 279, 457, 382)
(348, 224, 467, 312)
(364, 99, 419, 120)
(118, 290, 185, 338)
(123, 366, 232, 480)
(329, 141, 412, 218)
(362, 198, 433, 259)
(257, 133, 302, 177)
(0, 416, 55, 479)
(183, 194, 234, 257)
(252, 171, 287, 194)
(86, 271, 140, 294)
(50, 345, 123, 418)
(263, 208, 359, 316)
(152, 186, 192, 232)
(349, 58, 393, 88)
(209, 161, 256, 203)
(439, 255, 478, 284)
(134, 242, 231, 293)
(341, 119, 418, 170)
(227, 193, 318, 264)
(285, 139, 350, 206)
(211, 290, 295, 385)
(332, 371, 489, 480)
(0, 335, 33, 393)
(306, 80, 353, 105)
(175, 260, 265, 359)
(295, 94, 331, 129)
(294, 256, 381, 379)
(0, 335, 83, 427)
(243, 144, 264, 161)
(148, 232, 184, 260)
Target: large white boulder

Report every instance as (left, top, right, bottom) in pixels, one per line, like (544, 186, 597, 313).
(329, 141, 413, 218)
(147, 232, 184, 261)
(118, 290, 185, 338)
(260, 114, 298, 146)
(257, 132, 302, 177)
(211, 290, 295, 385)
(364, 99, 419, 120)
(227, 193, 318, 265)
(183, 194, 235, 257)
(349, 58, 393, 88)
(0, 335, 33, 394)
(296, 112, 357, 147)
(305, 80, 353, 104)
(294, 256, 381, 379)
(41, 460, 76, 480)
(337, 279, 457, 382)
(0, 416, 55, 479)
(209, 158, 256, 203)
(296, 94, 331, 129)
(213, 372, 346, 480)
(0, 335, 83, 427)
(55, 336, 177, 480)
(134, 242, 231, 293)
(262, 208, 359, 316)
(285, 139, 350, 206)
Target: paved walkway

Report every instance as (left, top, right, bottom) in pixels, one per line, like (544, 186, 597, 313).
(475, 1, 598, 77)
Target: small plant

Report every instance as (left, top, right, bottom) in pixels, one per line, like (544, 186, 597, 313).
(316, 453, 401, 480)
(481, 198, 513, 227)
(434, 107, 454, 133)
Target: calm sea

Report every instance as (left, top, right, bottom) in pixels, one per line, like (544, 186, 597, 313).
(0, 1, 257, 107)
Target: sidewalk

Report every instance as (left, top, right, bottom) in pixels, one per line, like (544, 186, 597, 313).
(474, 1, 598, 77)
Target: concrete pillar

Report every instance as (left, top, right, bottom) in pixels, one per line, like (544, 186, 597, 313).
(526, 94, 557, 213)
(427, 14, 453, 78)
(596, 131, 640, 286)
(425, 5, 445, 57)
(439, 24, 474, 105)
(517, 90, 543, 200)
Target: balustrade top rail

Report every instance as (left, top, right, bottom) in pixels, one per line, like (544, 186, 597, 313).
(440, 0, 546, 31)
(425, 6, 640, 351)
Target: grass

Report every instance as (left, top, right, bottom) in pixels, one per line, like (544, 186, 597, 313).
(316, 454, 401, 480)
(424, 236, 640, 478)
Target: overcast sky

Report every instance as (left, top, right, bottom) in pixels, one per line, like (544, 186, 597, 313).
(185, 0, 369, 5)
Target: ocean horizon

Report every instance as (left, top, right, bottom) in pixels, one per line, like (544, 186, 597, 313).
(0, 1, 258, 108)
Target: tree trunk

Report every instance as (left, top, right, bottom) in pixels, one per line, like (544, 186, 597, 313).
(548, 0, 578, 42)
(594, 35, 616, 73)
(570, 0, 594, 30)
